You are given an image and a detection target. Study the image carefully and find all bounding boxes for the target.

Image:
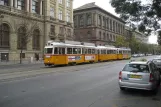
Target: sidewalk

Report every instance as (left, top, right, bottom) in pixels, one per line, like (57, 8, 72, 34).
(0, 59, 43, 66)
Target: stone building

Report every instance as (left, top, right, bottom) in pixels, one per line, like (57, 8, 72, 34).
(125, 26, 149, 44)
(0, 0, 73, 61)
(73, 2, 125, 46)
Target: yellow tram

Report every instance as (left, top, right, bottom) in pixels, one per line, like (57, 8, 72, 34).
(44, 41, 131, 66)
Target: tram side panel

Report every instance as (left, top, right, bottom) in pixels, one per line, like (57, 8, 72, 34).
(67, 54, 84, 64)
(84, 54, 98, 63)
(44, 55, 67, 65)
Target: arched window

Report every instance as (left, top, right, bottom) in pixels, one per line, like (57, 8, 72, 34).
(17, 27, 27, 49)
(33, 29, 40, 50)
(87, 14, 91, 25)
(80, 15, 84, 26)
(0, 23, 10, 48)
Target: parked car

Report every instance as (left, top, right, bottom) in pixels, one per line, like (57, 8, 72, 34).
(132, 54, 139, 57)
(119, 60, 160, 94)
(152, 58, 161, 74)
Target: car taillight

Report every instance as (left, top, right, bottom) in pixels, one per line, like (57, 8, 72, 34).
(119, 71, 122, 80)
(149, 73, 154, 82)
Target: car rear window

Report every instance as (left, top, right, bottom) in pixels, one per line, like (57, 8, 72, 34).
(123, 64, 150, 73)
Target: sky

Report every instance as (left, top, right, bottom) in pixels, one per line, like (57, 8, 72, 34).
(73, 0, 157, 44)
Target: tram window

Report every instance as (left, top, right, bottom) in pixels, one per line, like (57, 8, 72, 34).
(98, 50, 100, 54)
(77, 48, 81, 54)
(54, 47, 58, 54)
(107, 50, 109, 54)
(85, 49, 88, 54)
(92, 49, 95, 54)
(119, 51, 122, 54)
(62, 48, 65, 54)
(111, 50, 113, 54)
(95, 50, 98, 54)
(45, 48, 53, 54)
(101, 50, 103, 54)
(67, 48, 72, 54)
(88, 49, 91, 54)
(73, 48, 78, 54)
(82, 48, 85, 54)
(59, 48, 62, 54)
(104, 50, 106, 54)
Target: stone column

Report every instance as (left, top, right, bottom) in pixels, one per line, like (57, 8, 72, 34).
(10, 0, 13, 7)
(27, 34, 33, 51)
(91, 13, 94, 26)
(71, 1, 73, 23)
(26, 0, 29, 12)
(64, 0, 67, 22)
(84, 13, 86, 27)
(94, 13, 97, 26)
(29, 0, 32, 12)
(10, 32, 17, 51)
(39, 0, 42, 15)
(14, 0, 17, 8)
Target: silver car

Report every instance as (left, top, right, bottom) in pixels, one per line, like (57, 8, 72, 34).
(119, 61, 160, 93)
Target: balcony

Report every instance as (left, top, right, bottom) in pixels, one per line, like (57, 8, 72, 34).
(32, 13, 43, 19)
(50, 17, 56, 21)
(49, 32, 57, 39)
(58, 34, 65, 39)
(59, 20, 65, 23)
(0, 5, 11, 11)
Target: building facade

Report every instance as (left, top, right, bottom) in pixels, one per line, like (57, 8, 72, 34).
(73, 2, 125, 46)
(125, 26, 149, 44)
(134, 30, 149, 44)
(0, 0, 73, 61)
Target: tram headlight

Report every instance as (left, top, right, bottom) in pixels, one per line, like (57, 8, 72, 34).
(45, 55, 51, 58)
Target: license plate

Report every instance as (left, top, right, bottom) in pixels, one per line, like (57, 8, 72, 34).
(129, 75, 142, 79)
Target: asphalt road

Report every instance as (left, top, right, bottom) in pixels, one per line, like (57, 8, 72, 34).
(0, 56, 161, 107)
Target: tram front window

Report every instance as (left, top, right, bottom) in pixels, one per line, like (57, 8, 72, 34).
(45, 48, 53, 54)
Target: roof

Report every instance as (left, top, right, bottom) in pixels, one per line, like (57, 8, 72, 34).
(74, 2, 97, 11)
(74, 2, 125, 23)
(129, 61, 148, 65)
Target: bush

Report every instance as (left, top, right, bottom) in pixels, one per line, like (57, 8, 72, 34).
(140, 58, 147, 61)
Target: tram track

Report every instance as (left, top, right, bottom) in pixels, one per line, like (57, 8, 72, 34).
(0, 59, 129, 83)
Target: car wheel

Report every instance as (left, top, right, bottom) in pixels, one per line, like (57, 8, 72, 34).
(151, 88, 158, 95)
(120, 87, 125, 91)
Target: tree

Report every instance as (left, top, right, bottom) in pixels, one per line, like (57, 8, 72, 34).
(14, 19, 37, 64)
(114, 36, 129, 48)
(110, 0, 161, 34)
(129, 36, 140, 53)
(158, 31, 161, 45)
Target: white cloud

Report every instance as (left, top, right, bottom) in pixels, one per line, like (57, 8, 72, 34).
(73, 0, 119, 16)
